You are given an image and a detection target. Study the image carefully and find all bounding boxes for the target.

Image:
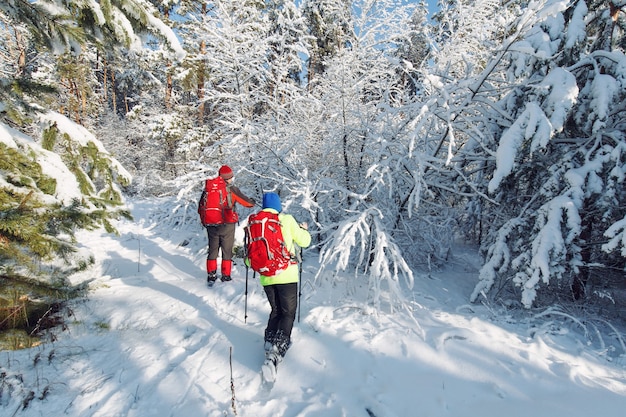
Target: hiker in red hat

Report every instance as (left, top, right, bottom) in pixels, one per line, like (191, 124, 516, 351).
(199, 165, 255, 286)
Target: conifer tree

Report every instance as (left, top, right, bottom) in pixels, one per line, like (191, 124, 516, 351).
(301, 0, 355, 83)
(417, 0, 626, 307)
(0, 1, 183, 279)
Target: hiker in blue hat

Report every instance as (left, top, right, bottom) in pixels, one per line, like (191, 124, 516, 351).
(245, 192, 311, 381)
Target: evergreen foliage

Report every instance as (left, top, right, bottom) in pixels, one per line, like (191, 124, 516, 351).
(0, 1, 179, 280)
(466, 0, 626, 307)
(422, 0, 626, 308)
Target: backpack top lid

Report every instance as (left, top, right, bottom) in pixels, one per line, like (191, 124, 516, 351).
(262, 192, 282, 212)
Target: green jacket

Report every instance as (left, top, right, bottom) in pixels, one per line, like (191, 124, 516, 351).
(257, 209, 311, 287)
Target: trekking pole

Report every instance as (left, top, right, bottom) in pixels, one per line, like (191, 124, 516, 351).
(297, 246, 303, 323)
(245, 263, 249, 323)
(244, 233, 249, 324)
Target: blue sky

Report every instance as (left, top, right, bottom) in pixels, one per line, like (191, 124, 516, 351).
(400, 0, 440, 15)
(425, 0, 439, 15)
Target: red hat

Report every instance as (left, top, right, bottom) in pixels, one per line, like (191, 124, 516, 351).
(218, 165, 234, 180)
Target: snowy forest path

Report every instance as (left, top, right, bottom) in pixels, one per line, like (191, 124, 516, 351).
(73, 201, 427, 415)
(67, 202, 280, 415)
(51, 198, 626, 417)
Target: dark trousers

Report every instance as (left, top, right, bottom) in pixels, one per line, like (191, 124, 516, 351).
(264, 283, 298, 347)
(206, 223, 235, 261)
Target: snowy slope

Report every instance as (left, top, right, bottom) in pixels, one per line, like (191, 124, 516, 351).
(2, 197, 625, 417)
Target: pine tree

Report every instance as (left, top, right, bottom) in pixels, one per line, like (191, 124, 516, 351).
(0, 1, 183, 279)
(301, 0, 355, 82)
(430, 0, 626, 308)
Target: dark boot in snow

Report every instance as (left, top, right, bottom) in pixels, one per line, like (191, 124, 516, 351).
(207, 271, 217, 287)
(221, 260, 232, 281)
(274, 330, 291, 358)
(264, 329, 277, 352)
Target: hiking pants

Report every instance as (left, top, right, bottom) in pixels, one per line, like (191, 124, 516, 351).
(206, 223, 235, 261)
(264, 282, 298, 343)
(205, 223, 235, 276)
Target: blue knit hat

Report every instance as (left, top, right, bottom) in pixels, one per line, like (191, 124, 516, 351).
(262, 192, 282, 212)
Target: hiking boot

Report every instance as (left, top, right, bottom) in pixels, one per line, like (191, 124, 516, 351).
(262, 354, 278, 384)
(207, 271, 217, 285)
(264, 330, 277, 352)
(265, 344, 282, 364)
(274, 331, 291, 358)
(220, 275, 232, 282)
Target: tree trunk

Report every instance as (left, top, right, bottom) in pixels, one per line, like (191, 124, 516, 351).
(16, 30, 26, 75)
(111, 70, 117, 114)
(198, 40, 206, 121)
(572, 200, 593, 300)
(166, 60, 172, 110)
(102, 56, 108, 103)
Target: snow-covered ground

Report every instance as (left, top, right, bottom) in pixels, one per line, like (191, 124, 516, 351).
(2, 198, 625, 416)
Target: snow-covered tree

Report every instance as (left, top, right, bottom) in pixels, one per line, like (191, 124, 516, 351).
(392, 1, 432, 98)
(5, 0, 625, 314)
(290, 0, 438, 310)
(301, 0, 355, 82)
(0, 1, 184, 279)
(417, 0, 626, 308)
(173, 1, 314, 189)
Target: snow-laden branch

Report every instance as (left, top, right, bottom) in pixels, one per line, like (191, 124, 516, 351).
(316, 207, 414, 310)
(515, 196, 582, 308)
(488, 102, 553, 193)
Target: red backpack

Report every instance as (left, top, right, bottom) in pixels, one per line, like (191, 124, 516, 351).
(198, 177, 230, 226)
(245, 211, 294, 276)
